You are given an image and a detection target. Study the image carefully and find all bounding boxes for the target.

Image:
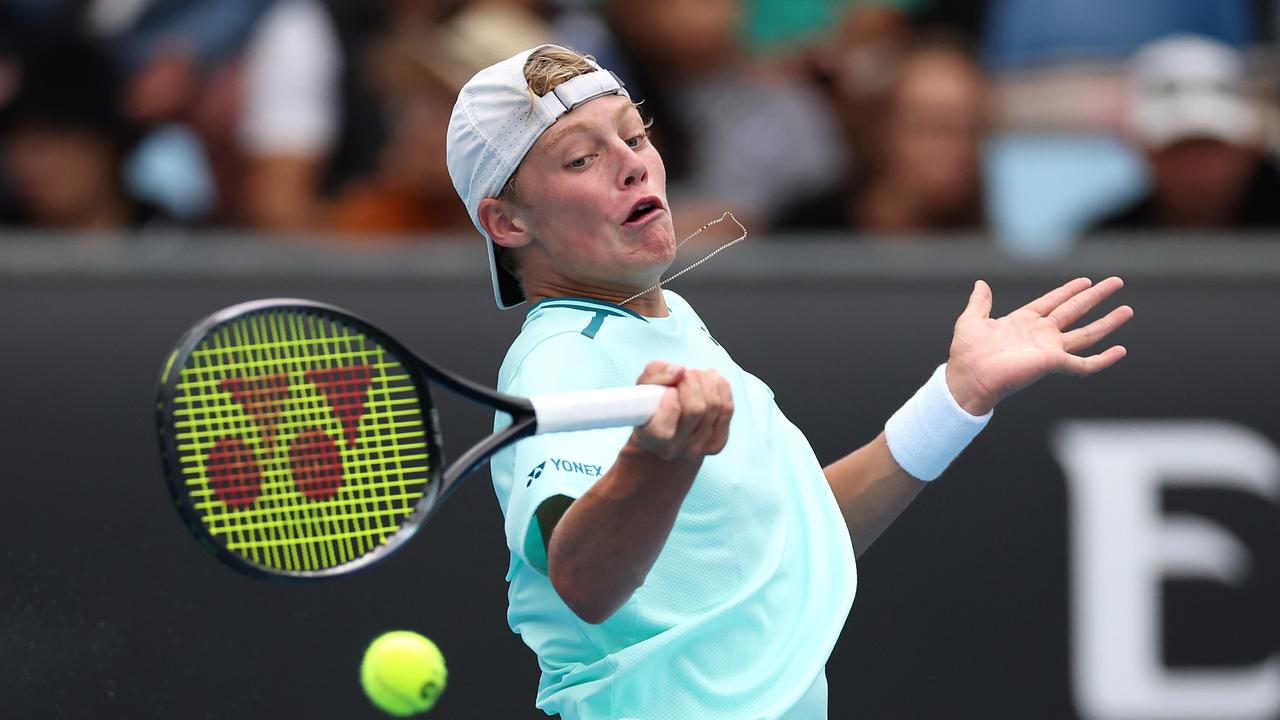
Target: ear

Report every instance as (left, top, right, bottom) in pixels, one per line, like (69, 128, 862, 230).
(478, 197, 532, 250)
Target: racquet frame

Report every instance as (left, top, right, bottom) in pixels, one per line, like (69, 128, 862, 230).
(157, 299, 539, 580)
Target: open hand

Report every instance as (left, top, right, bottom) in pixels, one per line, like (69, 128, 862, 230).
(945, 277, 1133, 415)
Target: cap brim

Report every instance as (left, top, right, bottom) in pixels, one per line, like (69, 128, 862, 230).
(485, 234, 526, 309)
(1134, 93, 1260, 147)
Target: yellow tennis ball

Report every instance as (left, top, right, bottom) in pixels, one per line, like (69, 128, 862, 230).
(360, 631, 447, 716)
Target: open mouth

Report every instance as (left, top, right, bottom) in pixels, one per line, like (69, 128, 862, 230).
(623, 197, 664, 226)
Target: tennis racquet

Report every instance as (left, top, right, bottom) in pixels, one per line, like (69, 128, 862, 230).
(156, 298, 664, 580)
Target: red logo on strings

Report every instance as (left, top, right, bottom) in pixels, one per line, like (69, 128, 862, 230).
(206, 365, 372, 507)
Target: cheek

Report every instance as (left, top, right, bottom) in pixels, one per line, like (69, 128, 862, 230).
(646, 147, 668, 189)
(554, 190, 610, 232)
(521, 185, 612, 262)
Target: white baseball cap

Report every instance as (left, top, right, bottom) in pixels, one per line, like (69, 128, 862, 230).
(446, 44, 630, 309)
(1129, 34, 1262, 149)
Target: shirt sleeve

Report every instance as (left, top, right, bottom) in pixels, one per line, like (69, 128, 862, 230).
(495, 332, 635, 574)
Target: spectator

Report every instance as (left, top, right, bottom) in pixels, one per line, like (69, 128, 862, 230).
(570, 0, 846, 236)
(1090, 34, 1280, 231)
(778, 34, 990, 236)
(805, 5, 912, 170)
(235, 0, 343, 231)
(327, 1, 548, 235)
(977, 0, 1258, 134)
(0, 33, 167, 230)
(86, 0, 343, 231)
(91, 0, 275, 127)
(741, 0, 860, 55)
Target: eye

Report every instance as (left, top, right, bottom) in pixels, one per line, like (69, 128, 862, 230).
(625, 132, 648, 149)
(567, 155, 594, 169)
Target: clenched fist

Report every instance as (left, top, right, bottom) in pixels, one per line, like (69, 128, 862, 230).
(629, 361, 733, 461)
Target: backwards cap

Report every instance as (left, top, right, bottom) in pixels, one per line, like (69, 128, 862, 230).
(1129, 34, 1262, 149)
(446, 44, 629, 309)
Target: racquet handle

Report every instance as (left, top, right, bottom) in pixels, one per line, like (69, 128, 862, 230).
(530, 385, 667, 434)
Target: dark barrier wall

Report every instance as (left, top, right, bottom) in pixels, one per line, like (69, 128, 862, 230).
(1, 238, 1277, 719)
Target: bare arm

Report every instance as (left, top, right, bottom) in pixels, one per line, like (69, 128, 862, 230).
(545, 362, 733, 624)
(823, 434, 924, 557)
(826, 277, 1134, 556)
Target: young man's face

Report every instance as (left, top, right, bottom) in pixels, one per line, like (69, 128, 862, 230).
(504, 94, 676, 297)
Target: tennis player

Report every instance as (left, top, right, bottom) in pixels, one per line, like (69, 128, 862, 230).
(446, 45, 1132, 719)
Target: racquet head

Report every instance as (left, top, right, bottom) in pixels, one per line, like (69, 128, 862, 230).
(156, 299, 442, 579)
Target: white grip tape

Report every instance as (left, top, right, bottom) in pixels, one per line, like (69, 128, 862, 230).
(531, 385, 667, 435)
(884, 364, 992, 481)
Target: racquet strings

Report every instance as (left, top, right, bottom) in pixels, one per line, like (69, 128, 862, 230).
(168, 307, 433, 574)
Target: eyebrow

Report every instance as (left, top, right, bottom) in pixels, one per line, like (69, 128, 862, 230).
(542, 101, 635, 153)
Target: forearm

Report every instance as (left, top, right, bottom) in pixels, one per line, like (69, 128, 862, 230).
(547, 439, 701, 623)
(826, 363, 993, 555)
(823, 433, 925, 557)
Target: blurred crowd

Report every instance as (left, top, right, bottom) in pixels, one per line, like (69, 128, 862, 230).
(0, 0, 1278, 246)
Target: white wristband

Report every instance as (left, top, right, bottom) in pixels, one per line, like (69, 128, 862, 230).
(884, 364, 992, 481)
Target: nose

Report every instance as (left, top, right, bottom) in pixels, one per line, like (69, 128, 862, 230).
(618, 142, 647, 188)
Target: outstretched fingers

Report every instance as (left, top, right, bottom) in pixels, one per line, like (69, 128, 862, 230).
(962, 280, 994, 320)
(1022, 277, 1093, 317)
(1060, 345, 1128, 377)
(1049, 276, 1125, 329)
(1063, 304, 1134, 352)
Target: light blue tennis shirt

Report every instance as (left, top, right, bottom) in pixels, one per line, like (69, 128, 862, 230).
(490, 291, 857, 719)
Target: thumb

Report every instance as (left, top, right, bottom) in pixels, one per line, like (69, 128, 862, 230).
(661, 363, 686, 386)
(963, 280, 992, 320)
(637, 361, 685, 387)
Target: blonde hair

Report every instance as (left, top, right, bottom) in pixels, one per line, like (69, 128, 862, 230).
(524, 46, 598, 98)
